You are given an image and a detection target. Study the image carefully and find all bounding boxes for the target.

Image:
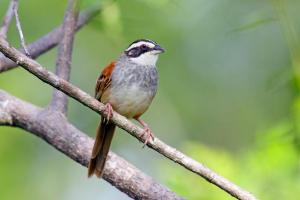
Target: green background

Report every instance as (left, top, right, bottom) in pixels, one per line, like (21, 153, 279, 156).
(1, 0, 300, 199)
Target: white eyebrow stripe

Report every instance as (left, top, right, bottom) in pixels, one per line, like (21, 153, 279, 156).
(126, 41, 155, 51)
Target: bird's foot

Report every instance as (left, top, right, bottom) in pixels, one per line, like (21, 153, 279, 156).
(134, 117, 155, 147)
(141, 125, 155, 147)
(104, 103, 113, 121)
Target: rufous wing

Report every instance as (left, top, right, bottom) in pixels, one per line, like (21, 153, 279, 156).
(95, 61, 116, 101)
(88, 61, 117, 178)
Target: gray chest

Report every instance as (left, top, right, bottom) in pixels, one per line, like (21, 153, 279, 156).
(108, 62, 158, 117)
(111, 62, 158, 96)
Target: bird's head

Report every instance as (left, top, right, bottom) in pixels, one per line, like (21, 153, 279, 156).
(124, 39, 165, 66)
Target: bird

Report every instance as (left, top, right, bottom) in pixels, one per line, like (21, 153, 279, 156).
(88, 39, 165, 178)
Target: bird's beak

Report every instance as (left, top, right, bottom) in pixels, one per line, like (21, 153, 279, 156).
(153, 44, 165, 54)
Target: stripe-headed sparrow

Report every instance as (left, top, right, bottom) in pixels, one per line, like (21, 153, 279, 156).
(88, 39, 165, 177)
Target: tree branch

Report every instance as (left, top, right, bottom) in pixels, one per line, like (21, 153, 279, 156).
(0, 8, 100, 73)
(50, 0, 79, 115)
(0, 90, 182, 200)
(12, 0, 30, 56)
(0, 39, 257, 200)
(0, 1, 15, 39)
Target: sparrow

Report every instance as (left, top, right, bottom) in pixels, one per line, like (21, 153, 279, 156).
(88, 39, 165, 178)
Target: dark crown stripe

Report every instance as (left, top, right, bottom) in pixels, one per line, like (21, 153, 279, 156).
(127, 39, 157, 48)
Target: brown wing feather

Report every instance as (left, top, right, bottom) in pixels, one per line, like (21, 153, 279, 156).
(95, 61, 116, 101)
(88, 61, 116, 178)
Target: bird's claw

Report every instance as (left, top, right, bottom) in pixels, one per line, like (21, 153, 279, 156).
(104, 103, 113, 122)
(141, 126, 154, 148)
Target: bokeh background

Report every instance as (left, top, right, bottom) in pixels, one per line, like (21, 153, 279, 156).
(1, 0, 300, 199)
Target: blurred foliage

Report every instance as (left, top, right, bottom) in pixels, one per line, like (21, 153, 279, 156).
(161, 121, 300, 199)
(1, 0, 300, 199)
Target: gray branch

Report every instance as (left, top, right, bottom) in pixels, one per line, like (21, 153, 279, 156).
(0, 1, 15, 39)
(50, 0, 79, 115)
(0, 8, 100, 72)
(0, 38, 257, 200)
(0, 90, 182, 200)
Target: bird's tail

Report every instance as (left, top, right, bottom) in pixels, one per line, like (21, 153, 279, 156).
(88, 117, 116, 178)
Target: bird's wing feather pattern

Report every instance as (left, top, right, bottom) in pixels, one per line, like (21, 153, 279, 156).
(95, 61, 116, 100)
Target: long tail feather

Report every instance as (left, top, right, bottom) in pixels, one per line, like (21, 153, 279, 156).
(88, 117, 116, 178)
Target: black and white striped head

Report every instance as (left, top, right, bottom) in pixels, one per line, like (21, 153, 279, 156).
(124, 39, 165, 66)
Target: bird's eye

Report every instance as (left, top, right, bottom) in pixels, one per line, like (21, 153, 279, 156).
(140, 44, 147, 50)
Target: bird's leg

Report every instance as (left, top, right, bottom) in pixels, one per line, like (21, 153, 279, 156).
(134, 117, 155, 147)
(104, 103, 113, 122)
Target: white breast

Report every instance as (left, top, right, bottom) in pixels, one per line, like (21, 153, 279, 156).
(109, 84, 154, 118)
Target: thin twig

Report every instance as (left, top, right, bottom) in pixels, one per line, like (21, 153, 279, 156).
(0, 38, 257, 200)
(0, 8, 100, 73)
(0, 1, 15, 39)
(0, 90, 183, 200)
(12, 0, 30, 56)
(51, 0, 79, 115)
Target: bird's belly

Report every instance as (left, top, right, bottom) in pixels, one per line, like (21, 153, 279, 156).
(109, 85, 154, 118)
